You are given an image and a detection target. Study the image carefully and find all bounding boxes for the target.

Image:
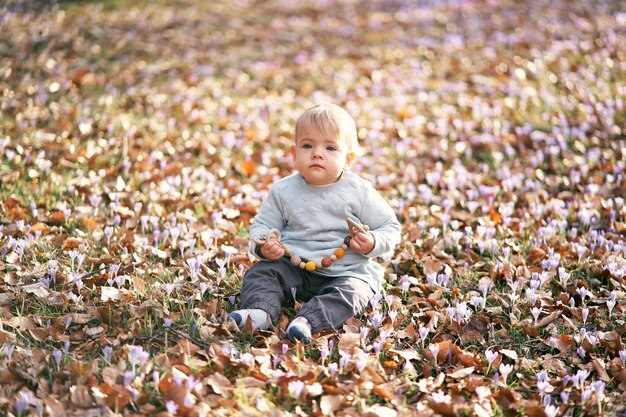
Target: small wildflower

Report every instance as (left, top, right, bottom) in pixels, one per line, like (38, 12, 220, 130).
(288, 380, 305, 398)
(328, 362, 338, 376)
(531, 307, 542, 324)
(240, 352, 255, 366)
(2, 343, 15, 361)
(606, 299, 616, 316)
(429, 343, 440, 361)
(499, 363, 513, 385)
(544, 404, 558, 417)
(581, 307, 589, 324)
(53, 349, 63, 366)
(360, 326, 370, 341)
(485, 348, 498, 368)
(369, 311, 384, 330)
(165, 400, 178, 414)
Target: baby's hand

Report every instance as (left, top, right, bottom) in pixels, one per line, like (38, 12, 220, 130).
(260, 239, 285, 260)
(350, 231, 375, 254)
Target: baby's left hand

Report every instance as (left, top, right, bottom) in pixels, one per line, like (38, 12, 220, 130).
(350, 231, 375, 254)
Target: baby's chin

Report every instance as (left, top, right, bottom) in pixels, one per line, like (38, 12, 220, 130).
(302, 174, 342, 186)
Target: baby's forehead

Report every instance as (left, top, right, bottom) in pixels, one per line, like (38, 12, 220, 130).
(296, 121, 341, 141)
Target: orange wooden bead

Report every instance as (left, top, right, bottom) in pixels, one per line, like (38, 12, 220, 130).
(334, 248, 345, 259)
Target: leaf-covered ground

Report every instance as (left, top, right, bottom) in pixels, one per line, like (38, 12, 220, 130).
(1, 0, 625, 415)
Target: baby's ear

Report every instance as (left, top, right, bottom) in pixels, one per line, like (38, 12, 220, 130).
(290, 145, 296, 159)
(345, 152, 356, 167)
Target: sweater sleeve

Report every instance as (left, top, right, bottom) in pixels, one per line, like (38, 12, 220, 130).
(249, 186, 286, 260)
(357, 183, 401, 258)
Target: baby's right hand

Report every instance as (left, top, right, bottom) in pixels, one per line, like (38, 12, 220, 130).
(260, 239, 285, 261)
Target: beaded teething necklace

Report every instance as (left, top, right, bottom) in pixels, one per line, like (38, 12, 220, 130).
(253, 218, 369, 272)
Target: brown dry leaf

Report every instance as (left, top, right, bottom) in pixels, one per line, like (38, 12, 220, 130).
(460, 329, 484, 345)
(338, 332, 361, 355)
(240, 159, 257, 176)
(448, 366, 475, 379)
(8, 207, 27, 220)
(70, 385, 96, 408)
(69, 361, 95, 384)
(423, 257, 443, 276)
(540, 356, 569, 374)
(522, 325, 539, 337)
(131, 275, 147, 296)
(30, 222, 51, 235)
(525, 406, 549, 417)
(43, 397, 68, 417)
(372, 385, 395, 401)
(159, 374, 189, 407)
(81, 217, 98, 231)
(493, 388, 521, 412)
(49, 211, 66, 224)
(204, 372, 233, 395)
(5, 196, 22, 209)
(94, 384, 132, 410)
(430, 401, 455, 417)
(554, 334, 576, 352)
(425, 341, 483, 369)
(64, 237, 85, 250)
(600, 331, 624, 355)
(362, 405, 398, 417)
(320, 395, 346, 414)
(101, 286, 123, 302)
(0, 292, 15, 306)
(21, 282, 50, 299)
(388, 348, 420, 362)
(592, 358, 611, 382)
(473, 403, 492, 417)
(537, 310, 561, 327)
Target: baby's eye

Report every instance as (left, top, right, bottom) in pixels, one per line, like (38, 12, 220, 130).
(326, 146, 337, 151)
(302, 144, 312, 149)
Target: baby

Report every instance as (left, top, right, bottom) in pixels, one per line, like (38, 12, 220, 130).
(228, 103, 401, 343)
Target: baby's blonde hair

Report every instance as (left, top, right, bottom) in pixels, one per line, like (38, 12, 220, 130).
(295, 103, 359, 154)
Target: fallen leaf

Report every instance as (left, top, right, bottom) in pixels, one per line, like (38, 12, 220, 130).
(320, 395, 346, 414)
(448, 366, 475, 379)
(205, 372, 233, 395)
(500, 349, 518, 360)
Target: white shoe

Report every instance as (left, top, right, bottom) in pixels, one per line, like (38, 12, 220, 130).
(286, 316, 312, 344)
(227, 309, 270, 330)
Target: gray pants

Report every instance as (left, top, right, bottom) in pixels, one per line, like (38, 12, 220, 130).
(239, 258, 374, 334)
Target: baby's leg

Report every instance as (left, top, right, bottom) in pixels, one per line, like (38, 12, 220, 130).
(236, 258, 304, 325)
(297, 277, 374, 334)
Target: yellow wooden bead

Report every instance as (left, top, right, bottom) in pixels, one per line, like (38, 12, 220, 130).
(305, 261, 316, 272)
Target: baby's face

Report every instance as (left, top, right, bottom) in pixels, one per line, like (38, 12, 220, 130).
(291, 122, 354, 186)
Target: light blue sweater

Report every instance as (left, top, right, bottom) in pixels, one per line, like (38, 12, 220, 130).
(249, 171, 401, 291)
